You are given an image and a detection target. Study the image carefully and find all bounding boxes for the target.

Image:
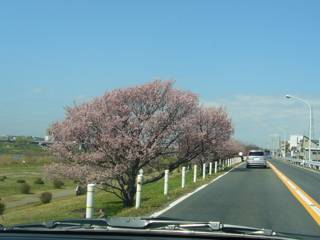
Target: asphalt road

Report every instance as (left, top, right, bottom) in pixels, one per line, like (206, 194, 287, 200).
(270, 159, 320, 204)
(160, 162, 320, 240)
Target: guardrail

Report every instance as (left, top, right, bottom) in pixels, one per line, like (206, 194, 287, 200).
(279, 157, 320, 170)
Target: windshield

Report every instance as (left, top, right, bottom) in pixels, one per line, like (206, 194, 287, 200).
(1, 1, 320, 240)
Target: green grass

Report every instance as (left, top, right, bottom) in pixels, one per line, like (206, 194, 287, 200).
(0, 143, 75, 200)
(0, 152, 76, 207)
(0, 142, 47, 155)
(0, 165, 75, 199)
(0, 166, 234, 226)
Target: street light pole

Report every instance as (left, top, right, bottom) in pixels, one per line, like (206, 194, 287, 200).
(285, 94, 312, 162)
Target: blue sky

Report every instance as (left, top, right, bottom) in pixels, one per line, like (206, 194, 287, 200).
(1, 0, 320, 147)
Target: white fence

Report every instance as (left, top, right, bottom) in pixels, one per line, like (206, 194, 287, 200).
(133, 156, 242, 209)
(85, 157, 243, 216)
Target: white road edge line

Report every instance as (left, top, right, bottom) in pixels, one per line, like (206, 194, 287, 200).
(150, 162, 245, 218)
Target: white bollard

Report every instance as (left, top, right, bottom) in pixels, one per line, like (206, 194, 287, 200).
(193, 165, 197, 182)
(181, 167, 186, 188)
(86, 183, 96, 219)
(203, 163, 206, 179)
(135, 174, 143, 209)
(164, 170, 169, 195)
(214, 161, 217, 174)
(209, 162, 212, 175)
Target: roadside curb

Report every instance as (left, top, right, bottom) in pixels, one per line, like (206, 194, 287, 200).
(150, 162, 244, 217)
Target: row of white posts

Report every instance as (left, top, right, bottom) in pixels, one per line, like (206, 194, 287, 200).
(85, 157, 242, 216)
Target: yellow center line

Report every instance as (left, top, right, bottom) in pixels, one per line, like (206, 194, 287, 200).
(269, 162, 320, 226)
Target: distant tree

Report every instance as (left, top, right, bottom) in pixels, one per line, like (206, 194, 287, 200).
(15, 136, 33, 144)
(214, 139, 245, 160)
(46, 80, 233, 206)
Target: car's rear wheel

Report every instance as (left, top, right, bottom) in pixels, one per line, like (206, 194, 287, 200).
(246, 165, 250, 168)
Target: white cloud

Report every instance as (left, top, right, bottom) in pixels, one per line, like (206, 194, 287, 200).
(202, 95, 320, 147)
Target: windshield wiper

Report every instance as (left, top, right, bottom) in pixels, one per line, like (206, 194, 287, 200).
(4, 217, 296, 239)
(7, 219, 109, 230)
(141, 217, 275, 236)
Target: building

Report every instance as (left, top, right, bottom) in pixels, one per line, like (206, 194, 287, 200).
(288, 135, 320, 161)
(280, 140, 289, 157)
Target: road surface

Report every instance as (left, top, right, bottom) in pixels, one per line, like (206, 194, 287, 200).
(160, 160, 320, 240)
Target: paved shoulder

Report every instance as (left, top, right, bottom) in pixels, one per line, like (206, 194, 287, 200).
(270, 159, 320, 203)
(160, 164, 320, 239)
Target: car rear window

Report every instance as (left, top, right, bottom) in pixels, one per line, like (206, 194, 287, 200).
(249, 151, 264, 156)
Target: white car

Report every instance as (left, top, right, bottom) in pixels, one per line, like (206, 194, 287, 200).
(246, 150, 267, 168)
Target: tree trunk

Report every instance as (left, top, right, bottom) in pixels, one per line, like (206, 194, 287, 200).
(121, 177, 136, 207)
(122, 188, 135, 207)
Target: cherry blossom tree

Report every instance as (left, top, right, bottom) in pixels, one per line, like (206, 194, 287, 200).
(47, 80, 234, 206)
(214, 139, 244, 160)
(175, 106, 234, 167)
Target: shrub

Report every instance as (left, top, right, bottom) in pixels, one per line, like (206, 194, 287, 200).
(34, 178, 44, 184)
(0, 202, 5, 215)
(0, 176, 6, 181)
(75, 185, 86, 196)
(17, 179, 26, 183)
(53, 179, 64, 189)
(39, 192, 52, 204)
(20, 183, 31, 194)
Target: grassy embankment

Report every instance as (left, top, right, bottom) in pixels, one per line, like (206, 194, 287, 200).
(0, 142, 75, 208)
(1, 164, 234, 226)
(0, 141, 237, 226)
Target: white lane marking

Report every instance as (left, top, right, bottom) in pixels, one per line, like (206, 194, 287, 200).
(312, 206, 320, 215)
(296, 190, 314, 206)
(150, 163, 244, 218)
(286, 180, 297, 190)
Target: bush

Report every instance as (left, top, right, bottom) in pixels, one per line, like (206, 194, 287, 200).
(53, 179, 64, 189)
(39, 192, 52, 204)
(20, 183, 31, 194)
(34, 178, 44, 184)
(0, 176, 6, 181)
(75, 185, 86, 196)
(17, 179, 26, 183)
(0, 202, 5, 215)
